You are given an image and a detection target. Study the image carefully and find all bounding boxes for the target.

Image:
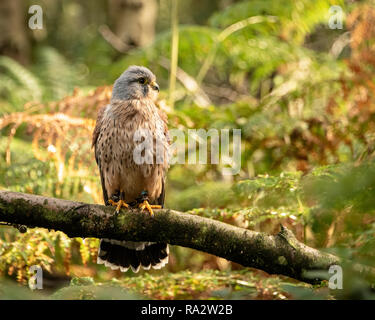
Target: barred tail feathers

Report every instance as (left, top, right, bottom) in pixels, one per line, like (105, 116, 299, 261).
(97, 239, 169, 273)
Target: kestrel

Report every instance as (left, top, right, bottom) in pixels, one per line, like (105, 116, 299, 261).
(92, 66, 170, 272)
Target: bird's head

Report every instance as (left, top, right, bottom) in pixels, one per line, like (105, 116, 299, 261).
(111, 65, 160, 102)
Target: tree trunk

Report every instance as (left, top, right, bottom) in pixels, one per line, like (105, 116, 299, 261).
(0, 0, 30, 64)
(108, 0, 158, 48)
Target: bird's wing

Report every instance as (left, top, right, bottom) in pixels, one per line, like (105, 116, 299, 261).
(156, 179, 165, 208)
(93, 105, 109, 205)
(155, 106, 170, 208)
(92, 104, 107, 148)
(96, 149, 109, 206)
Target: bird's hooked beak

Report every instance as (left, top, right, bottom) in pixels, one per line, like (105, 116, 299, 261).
(150, 81, 160, 92)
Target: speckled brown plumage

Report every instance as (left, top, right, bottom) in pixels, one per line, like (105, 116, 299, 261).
(92, 98, 169, 204)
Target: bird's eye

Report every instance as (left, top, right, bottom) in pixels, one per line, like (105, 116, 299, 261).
(138, 78, 146, 84)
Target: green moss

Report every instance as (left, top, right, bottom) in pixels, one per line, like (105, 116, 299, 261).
(7, 205, 15, 215)
(278, 256, 288, 266)
(70, 277, 95, 286)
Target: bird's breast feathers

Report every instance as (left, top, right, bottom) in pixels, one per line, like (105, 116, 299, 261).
(94, 98, 169, 202)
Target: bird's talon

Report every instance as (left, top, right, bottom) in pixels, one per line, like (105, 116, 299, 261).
(109, 199, 129, 214)
(138, 200, 161, 217)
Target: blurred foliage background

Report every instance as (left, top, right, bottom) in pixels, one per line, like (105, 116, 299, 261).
(0, 0, 375, 300)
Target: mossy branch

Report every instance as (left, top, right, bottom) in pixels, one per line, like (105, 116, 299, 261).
(0, 190, 340, 283)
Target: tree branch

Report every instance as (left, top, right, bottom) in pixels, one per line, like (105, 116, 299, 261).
(0, 190, 340, 284)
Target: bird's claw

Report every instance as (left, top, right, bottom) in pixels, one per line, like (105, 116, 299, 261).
(138, 200, 161, 217)
(109, 199, 129, 214)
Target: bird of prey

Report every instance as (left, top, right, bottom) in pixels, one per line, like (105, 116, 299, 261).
(92, 66, 170, 273)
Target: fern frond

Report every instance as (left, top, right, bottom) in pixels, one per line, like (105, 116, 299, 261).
(0, 56, 43, 105)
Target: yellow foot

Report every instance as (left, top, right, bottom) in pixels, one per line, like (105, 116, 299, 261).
(109, 199, 129, 214)
(138, 200, 161, 217)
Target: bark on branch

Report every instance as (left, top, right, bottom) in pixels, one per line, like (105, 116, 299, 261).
(0, 190, 340, 284)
